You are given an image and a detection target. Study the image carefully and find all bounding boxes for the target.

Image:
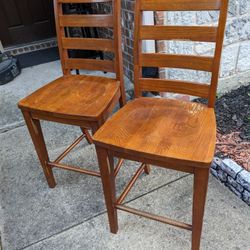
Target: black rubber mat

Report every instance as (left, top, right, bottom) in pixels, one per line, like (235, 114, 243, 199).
(16, 47, 60, 68)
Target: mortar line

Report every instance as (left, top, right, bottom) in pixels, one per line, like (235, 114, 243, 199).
(20, 174, 190, 250)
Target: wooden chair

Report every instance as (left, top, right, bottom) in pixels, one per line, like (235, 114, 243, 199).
(18, 0, 129, 188)
(93, 0, 229, 249)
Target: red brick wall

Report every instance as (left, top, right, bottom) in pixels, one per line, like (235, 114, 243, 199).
(93, 1, 135, 81)
(94, 2, 165, 82)
(121, 0, 135, 81)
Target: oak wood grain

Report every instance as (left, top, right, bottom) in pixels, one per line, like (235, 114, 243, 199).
(59, 14, 114, 27)
(61, 37, 114, 51)
(139, 78, 210, 98)
(140, 26, 218, 42)
(93, 97, 217, 167)
(18, 75, 120, 121)
(65, 58, 115, 72)
(139, 53, 214, 72)
(140, 0, 221, 11)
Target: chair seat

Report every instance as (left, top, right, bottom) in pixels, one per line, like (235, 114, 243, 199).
(93, 97, 216, 167)
(18, 75, 120, 121)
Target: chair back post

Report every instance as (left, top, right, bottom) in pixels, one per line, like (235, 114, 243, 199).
(133, 0, 143, 98)
(209, 0, 229, 108)
(133, 0, 229, 107)
(54, 0, 71, 75)
(113, 0, 126, 105)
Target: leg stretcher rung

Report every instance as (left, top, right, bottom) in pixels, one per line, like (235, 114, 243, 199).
(81, 128, 93, 144)
(54, 134, 86, 163)
(114, 158, 124, 176)
(115, 204, 192, 231)
(51, 132, 127, 179)
(116, 163, 146, 204)
(48, 162, 101, 177)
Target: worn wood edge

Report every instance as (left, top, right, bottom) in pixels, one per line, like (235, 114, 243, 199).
(92, 140, 210, 171)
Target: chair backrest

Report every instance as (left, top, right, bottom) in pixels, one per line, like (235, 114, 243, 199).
(134, 0, 229, 108)
(54, 0, 123, 81)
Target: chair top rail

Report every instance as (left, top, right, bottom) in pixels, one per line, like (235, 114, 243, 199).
(140, 0, 221, 11)
(58, 0, 112, 3)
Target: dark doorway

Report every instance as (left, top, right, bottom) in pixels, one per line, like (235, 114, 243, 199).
(0, 0, 56, 47)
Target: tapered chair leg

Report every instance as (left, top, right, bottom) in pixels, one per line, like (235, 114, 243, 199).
(80, 127, 93, 144)
(22, 110, 56, 188)
(96, 146, 118, 233)
(192, 168, 210, 250)
(144, 164, 151, 174)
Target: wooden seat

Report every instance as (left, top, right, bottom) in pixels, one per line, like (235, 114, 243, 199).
(93, 0, 229, 249)
(17, 0, 130, 188)
(94, 97, 216, 167)
(19, 75, 120, 121)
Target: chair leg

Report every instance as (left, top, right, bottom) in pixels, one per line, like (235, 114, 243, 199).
(22, 110, 56, 188)
(80, 127, 93, 144)
(144, 164, 151, 174)
(95, 146, 118, 234)
(192, 167, 210, 250)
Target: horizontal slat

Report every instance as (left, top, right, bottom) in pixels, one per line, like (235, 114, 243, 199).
(139, 53, 214, 71)
(140, 26, 217, 42)
(140, 0, 221, 10)
(59, 14, 113, 27)
(58, 0, 111, 3)
(139, 78, 210, 98)
(116, 204, 192, 231)
(65, 58, 115, 72)
(62, 38, 114, 51)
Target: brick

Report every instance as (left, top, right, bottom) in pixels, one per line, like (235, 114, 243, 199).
(237, 170, 250, 192)
(227, 185, 242, 198)
(225, 16, 250, 45)
(221, 159, 243, 178)
(227, 176, 244, 192)
(217, 169, 227, 182)
(239, 0, 250, 15)
(237, 41, 250, 72)
(196, 11, 219, 24)
(220, 44, 239, 77)
(211, 157, 222, 170)
(242, 189, 250, 205)
(210, 168, 218, 178)
(228, 0, 239, 16)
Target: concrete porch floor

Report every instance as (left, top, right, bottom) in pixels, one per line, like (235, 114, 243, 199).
(0, 61, 249, 250)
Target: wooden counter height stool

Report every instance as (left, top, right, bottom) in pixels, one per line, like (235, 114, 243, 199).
(18, 0, 150, 188)
(93, 0, 229, 249)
